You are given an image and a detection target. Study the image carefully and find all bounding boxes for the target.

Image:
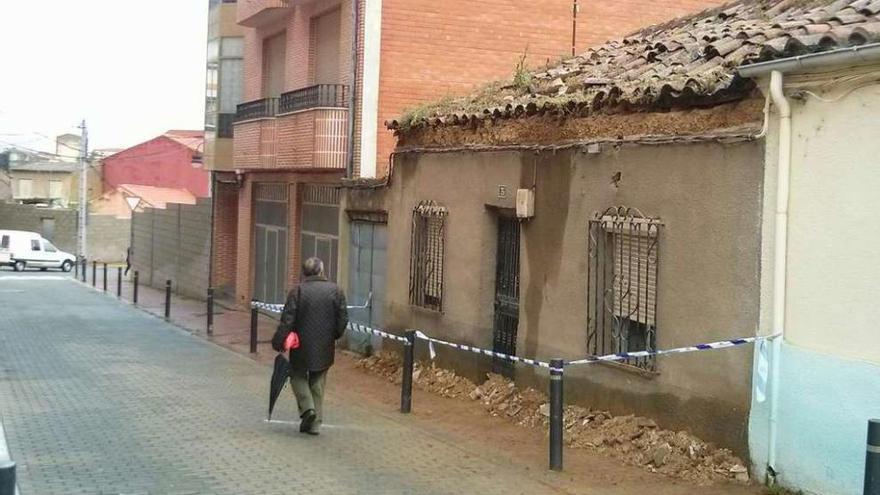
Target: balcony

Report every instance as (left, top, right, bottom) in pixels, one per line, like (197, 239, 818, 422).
(234, 97, 278, 123)
(277, 85, 349, 170)
(233, 98, 279, 169)
(279, 84, 348, 114)
(234, 87, 349, 171)
(237, 0, 291, 27)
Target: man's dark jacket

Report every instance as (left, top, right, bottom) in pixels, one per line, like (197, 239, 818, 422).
(276, 275, 348, 371)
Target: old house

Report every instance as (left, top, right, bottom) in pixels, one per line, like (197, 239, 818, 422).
(340, 0, 880, 476)
(216, 0, 728, 308)
(2, 136, 83, 207)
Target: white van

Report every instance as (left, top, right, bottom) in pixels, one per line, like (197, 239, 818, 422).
(0, 230, 76, 272)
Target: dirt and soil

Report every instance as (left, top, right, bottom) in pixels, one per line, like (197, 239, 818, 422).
(351, 350, 756, 490)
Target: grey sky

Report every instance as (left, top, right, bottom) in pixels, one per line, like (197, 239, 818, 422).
(0, 0, 209, 154)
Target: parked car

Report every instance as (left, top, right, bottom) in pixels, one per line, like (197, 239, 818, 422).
(0, 230, 76, 272)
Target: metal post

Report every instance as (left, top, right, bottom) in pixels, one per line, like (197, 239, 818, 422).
(74, 256, 79, 278)
(92, 260, 96, 287)
(81, 258, 86, 283)
(133, 271, 139, 305)
(0, 460, 15, 495)
(164, 280, 172, 320)
(117, 267, 122, 297)
(549, 358, 565, 471)
(102, 263, 108, 292)
(866, 419, 880, 495)
(206, 287, 214, 336)
(401, 330, 415, 413)
(249, 305, 258, 353)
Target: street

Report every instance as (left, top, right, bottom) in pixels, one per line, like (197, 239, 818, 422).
(0, 271, 574, 495)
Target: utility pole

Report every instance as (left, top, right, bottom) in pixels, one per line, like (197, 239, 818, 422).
(77, 120, 89, 260)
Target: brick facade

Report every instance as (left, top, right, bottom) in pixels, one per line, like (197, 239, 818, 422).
(212, 179, 239, 298)
(232, 171, 342, 306)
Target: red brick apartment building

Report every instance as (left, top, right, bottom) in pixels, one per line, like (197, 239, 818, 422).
(207, 0, 725, 305)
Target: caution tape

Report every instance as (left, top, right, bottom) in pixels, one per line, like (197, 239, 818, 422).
(251, 300, 776, 374)
(251, 301, 284, 312)
(413, 330, 553, 370)
(565, 334, 780, 366)
(347, 322, 410, 344)
(251, 296, 371, 313)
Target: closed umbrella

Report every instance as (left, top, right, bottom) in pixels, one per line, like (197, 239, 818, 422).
(268, 353, 290, 421)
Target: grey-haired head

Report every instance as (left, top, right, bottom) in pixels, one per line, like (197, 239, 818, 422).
(303, 257, 324, 277)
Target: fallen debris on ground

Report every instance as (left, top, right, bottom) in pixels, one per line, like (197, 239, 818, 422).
(355, 351, 749, 485)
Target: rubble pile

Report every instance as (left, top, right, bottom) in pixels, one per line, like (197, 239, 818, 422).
(354, 351, 403, 384)
(355, 352, 748, 484)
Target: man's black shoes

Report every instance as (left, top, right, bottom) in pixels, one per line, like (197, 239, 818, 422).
(300, 409, 317, 434)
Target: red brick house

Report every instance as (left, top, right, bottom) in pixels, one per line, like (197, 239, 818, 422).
(103, 131, 209, 198)
(218, 0, 727, 306)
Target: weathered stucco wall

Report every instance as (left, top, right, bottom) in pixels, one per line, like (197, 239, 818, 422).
(379, 138, 764, 455)
(750, 73, 880, 495)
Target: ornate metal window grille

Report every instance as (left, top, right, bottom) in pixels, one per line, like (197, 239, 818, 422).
(409, 201, 447, 312)
(587, 207, 661, 371)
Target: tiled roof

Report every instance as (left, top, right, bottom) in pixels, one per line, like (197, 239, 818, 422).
(163, 130, 204, 153)
(91, 184, 197, 219)
(388, 0, 880, 132)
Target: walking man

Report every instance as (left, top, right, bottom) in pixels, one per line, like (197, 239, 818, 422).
(124, 247, 132, 276)
(272, 257, 348, 435)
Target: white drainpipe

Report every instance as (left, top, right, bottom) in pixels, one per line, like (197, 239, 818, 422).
(767, 69, 791, 481)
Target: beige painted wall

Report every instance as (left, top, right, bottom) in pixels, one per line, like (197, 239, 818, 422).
(760, 71, 880, 365)
(10, 171, 76, 205)
(359, 139, 765, 453)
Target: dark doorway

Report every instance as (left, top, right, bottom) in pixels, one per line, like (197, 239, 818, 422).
(492, 215, 521, 376)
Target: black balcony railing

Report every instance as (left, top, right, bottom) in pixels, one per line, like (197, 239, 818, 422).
(234, 97, 279, 122)
(217, 113, 235, 138)
(279, 84, 349, 114)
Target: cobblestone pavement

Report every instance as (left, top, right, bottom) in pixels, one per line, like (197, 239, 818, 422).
(0, 273, 571, 495)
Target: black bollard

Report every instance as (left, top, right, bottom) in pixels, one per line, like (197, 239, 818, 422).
(74, 256, 79, 278)
(866, 419, 880, 495)
(0, 460, 14, 495)
(117, 267, 122, 297)
(103, 263, 108, 292)
(133, 271, 139, 305)
(81, 258, 87, 283)
(92, 260, 97, 287)
(249, 305, 258, 353)
(401, 330, 415, 413)
(164, 280, 172, 320)
(206, 288, 214, 335)
(549, 359, 565, 471)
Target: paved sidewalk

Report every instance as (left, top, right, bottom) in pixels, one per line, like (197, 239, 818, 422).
(0, 274, 585, 495)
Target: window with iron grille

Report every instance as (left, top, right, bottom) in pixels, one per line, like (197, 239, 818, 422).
(587, 207, 661, 371)
(409, 201, 447, 311)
